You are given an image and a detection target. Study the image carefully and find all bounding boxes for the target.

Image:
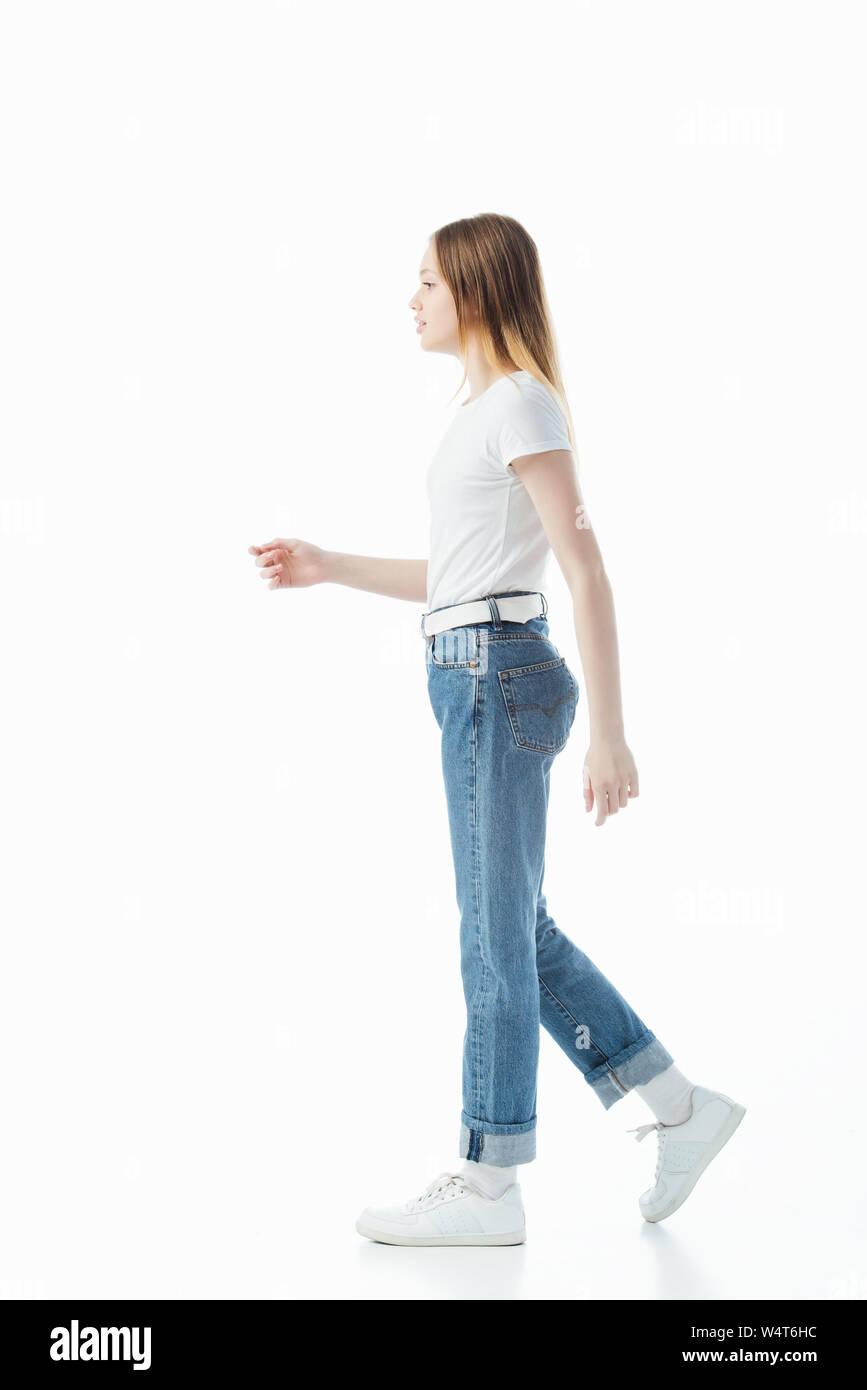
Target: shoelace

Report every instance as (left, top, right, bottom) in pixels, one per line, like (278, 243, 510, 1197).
(629, 1121, 663, 1143)
(628, 1121, 666, 1184)
(407, 1171, 472, 1212)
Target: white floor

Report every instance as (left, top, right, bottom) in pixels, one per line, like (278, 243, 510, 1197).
(2, 1063, 863, 1302)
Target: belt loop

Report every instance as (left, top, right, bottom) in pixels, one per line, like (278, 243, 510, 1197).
(485, 594, 502, 630)
(539, 591, 548, 620)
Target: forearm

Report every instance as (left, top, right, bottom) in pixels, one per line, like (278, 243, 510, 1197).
(569, 567, 626, 741)
(323, 551, 427, 603)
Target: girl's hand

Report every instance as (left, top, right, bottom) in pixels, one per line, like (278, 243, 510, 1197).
(248, 538, 329, 589)
(582, 738, 639, 827)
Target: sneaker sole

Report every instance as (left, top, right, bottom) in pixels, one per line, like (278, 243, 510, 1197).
(355, 1219, 526, 1246)
(641, 1102, 746, 1224)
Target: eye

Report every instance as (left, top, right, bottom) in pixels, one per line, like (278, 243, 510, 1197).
(423, 282, 434, 289)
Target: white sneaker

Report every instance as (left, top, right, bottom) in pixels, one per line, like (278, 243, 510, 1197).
(629, 1085, 746, 1223)
(355, 1169, 526, 1246)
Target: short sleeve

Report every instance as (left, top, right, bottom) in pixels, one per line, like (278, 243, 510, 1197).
(497, 377, 571, 471)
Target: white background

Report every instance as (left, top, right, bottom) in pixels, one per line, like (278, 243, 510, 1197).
(1, 0, 865, 1301)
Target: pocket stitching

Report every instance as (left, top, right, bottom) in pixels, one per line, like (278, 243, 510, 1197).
(499, 656, 564, 678)
(498, 657, 573, 753)
(430, 654, 476, 668)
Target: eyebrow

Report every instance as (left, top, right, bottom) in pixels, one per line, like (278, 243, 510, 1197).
(419, 267, 437, 277)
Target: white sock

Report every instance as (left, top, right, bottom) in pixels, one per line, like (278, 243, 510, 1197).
(460, 1158, 517, 1199)
(633, 1064, 696, 1126)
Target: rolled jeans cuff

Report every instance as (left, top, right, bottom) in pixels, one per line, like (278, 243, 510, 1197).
(584, 1034, 675, 1110)
(459, 1116, 536, 1167)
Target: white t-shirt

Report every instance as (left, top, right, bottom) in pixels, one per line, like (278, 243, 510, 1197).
(424, 369, 572, 612)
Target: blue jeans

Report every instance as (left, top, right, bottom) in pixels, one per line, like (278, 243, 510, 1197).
(423, 593, 674, 1167)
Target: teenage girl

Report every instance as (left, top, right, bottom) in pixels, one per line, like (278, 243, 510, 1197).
(249, 214, 745, 1246)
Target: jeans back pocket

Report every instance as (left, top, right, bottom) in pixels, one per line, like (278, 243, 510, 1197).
(498, 656, 577, 754)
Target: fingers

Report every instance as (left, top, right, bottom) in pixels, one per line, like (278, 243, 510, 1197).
(582, 763, 593, 814)
(249, 541, 285, 591)
(583, 750, 641, 828)
(250, 537, 296, 555)
(595, 780, 639, 823)
(586, 778, 631, 826)
(599, 784, 622, 823)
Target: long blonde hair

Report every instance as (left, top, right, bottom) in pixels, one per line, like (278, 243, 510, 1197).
(431, 213, 578, 469)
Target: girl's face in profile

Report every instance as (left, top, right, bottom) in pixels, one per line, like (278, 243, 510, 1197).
(409, 243, 459, 357)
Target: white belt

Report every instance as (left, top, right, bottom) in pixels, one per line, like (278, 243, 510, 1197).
(421, 592, 546, 638)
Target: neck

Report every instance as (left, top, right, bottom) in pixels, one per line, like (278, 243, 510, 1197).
(462, 341, 521, 402)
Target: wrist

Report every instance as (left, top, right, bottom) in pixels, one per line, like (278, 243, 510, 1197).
(589, 719, 625, 744)
(321, 549, 342, 584)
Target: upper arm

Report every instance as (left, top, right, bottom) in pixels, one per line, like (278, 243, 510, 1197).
(495, 377, 605, 587)
(510, 448, 604, 588)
